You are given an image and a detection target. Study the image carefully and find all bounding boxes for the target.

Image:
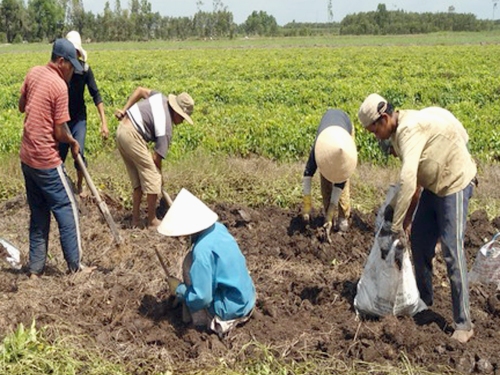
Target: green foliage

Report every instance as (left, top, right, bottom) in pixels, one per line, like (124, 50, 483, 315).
(0, 321, 42, 363)
(0, 321, 130, 375)
(340, 9, 490, 35)
(2, 41, 500, 165)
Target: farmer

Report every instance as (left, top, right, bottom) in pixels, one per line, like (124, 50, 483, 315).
(157, 188, 256, 336)
(301, 109, 358, 242)
(59, 30, 109, 196)
(114, 87, 194, 228)
(358, 93, 477, 343)
(19, 39, 94, 277)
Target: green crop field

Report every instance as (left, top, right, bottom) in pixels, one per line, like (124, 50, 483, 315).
(1, 32, 500, 166)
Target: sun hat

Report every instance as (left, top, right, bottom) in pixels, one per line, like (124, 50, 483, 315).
(157, 188, 218, 237)
(168, 93, 194, 125)
(65, 30, 87, 62)
(358, 93, 388, 128)
(314, 126, 358, 183)
(52, 38, 83, 74)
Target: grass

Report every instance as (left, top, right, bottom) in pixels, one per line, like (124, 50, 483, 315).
(0, 321, 130, 375)
(3, 151, 500, 219)
(0, 323, 460, 375)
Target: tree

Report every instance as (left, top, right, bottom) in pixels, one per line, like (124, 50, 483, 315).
(0, 0, 25, 42)
(27, 0, 65, 41)
(243, 11, 278, 36)
(375, 3, 388, 31)
(68, 0, 85, 32)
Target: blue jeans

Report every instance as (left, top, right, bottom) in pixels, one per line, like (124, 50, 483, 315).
(59, 119, 86, 170)
(22, 162, 82, 274)
(410, 183, 474, 330)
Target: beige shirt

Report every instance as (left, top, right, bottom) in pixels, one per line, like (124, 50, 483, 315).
(390, 109, 476, 232)
(420, 107, 469, 145)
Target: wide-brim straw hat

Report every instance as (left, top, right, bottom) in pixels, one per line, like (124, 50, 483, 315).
(65, 30, 87, 62)
(157, 188, 218, 237)
(168, 93, 194, 125)
(314, 126, 358, 183)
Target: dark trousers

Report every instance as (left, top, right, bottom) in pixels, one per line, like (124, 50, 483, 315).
(58, 119, 86, 170)
(410, 183, 473, 330)
(22, 162, 82, 274)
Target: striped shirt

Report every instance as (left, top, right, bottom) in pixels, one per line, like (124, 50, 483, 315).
(20, 64, 70, 169)
(126, 91, 173, 159)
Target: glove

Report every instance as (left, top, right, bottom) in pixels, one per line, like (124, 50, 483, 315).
(167, 276, 181, 295)
(302, 194, 312, 222)
(392, 229, 407, 249)
(302, 176, 312, 222)
(379, 228, 407, 259)
(323, 220, 333, 243)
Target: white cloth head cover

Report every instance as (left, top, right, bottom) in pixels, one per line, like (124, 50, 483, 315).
(157, 188, 218, 236)
(314, 126, 357, 183)
(65, 30, 87, 62)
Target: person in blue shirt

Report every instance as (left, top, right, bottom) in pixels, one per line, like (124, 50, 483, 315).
(157, 188, 256, 336)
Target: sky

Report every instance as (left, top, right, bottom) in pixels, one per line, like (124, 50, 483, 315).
(81, 1, 497, 25)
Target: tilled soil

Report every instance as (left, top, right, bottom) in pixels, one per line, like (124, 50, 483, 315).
(0, 193, 499, 374)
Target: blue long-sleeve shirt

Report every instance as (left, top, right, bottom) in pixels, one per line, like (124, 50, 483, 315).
(175, 222, 256, 321)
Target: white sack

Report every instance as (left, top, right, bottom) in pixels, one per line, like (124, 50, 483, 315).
(354, 185, 427, 317)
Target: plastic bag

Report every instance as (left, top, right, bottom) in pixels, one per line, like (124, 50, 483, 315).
(469, 233, 500, 287)
(0, 237, 22, 270)
(354, 185, 427, 317)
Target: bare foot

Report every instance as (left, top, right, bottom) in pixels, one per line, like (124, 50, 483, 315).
(147, 218, 161, 229)
(79, 188, 89, 199)
(29, 273, 40, 280)
(79, 264, 97, 274)
(451, 328, 474, 343)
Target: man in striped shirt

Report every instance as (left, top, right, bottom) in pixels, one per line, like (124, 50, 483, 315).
(114, 87, 194, 228)
(19, 39, 91, 278)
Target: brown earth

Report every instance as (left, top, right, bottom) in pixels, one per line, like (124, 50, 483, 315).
(1, 193, 500, 374)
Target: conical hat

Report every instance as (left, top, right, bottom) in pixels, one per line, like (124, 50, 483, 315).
(157, 188, 218, 236)
(314, 126, 357, 183)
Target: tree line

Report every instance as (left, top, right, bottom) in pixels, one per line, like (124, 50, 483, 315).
(339, 4, 490, 35)
(0, 0, 494, 44)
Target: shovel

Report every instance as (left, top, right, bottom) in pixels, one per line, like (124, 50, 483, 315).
(75, 154, 123, 244)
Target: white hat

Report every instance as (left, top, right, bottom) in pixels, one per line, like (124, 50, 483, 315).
(314, 126, 357, 183)
(358, 93, 388, 128)
(157, 188, 218, 236)
(65, 30, 87, 62)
